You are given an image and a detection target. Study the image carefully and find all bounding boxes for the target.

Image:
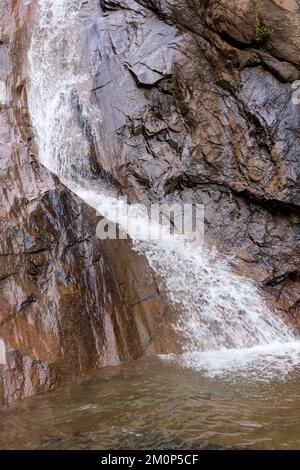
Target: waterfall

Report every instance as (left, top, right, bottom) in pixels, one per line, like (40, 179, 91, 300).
(28, 0, 300, 379)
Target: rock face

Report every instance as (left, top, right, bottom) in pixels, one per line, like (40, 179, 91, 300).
(1, 0, 300, 404)
(82, 0, 300, 319)
(0, 0, 173, 405)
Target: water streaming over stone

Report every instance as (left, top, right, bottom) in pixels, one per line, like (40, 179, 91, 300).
(28, 0, 300, 379)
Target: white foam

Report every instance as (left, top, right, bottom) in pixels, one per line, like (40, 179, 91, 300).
(161, 341, 300, 381)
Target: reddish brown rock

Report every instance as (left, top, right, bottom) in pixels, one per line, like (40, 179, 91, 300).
(0, 0, 176, 405)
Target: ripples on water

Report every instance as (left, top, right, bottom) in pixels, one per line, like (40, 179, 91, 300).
(1, 357, 300, 450)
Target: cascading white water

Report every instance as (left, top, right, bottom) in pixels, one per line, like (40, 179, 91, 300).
(28, 0, 300, 379)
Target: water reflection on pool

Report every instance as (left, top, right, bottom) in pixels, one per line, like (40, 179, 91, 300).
(1, 356, 300, 450)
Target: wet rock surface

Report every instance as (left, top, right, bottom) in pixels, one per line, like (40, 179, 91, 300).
(82, 0, 300, 320)
(0, 0, 173, 405)
(0, 101, 172, 404)
(1, 0, 300, 404)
